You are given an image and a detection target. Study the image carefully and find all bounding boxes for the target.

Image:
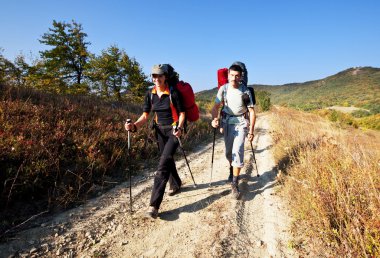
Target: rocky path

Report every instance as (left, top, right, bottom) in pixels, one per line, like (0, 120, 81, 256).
(0, 113, 296, 258)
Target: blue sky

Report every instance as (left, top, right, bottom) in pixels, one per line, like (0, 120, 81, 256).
(1, 0, 379, 92)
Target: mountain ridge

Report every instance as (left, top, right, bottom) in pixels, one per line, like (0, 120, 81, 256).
(197, 66, 380, 114)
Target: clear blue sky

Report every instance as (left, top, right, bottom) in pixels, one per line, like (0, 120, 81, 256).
(1, 0, 379, 92)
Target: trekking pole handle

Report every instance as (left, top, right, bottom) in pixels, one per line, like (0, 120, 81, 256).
(126, 119, 132, 131)
(126, 119, 137, 132)
(174, 126, 183, 138)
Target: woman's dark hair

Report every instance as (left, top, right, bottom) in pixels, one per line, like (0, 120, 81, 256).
(164, 64, 179, 87)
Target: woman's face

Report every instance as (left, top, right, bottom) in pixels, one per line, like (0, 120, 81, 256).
(152, 74, 166, 87)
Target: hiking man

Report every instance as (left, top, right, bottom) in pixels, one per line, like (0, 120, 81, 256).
(211, 63, 256, 199)
(125, 64, 185, 218)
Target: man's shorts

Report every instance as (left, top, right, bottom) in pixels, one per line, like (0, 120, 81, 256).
(223, 121, 248, 168)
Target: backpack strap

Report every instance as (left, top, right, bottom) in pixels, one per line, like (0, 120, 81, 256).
(150, 91, 158, 124)
(222, 83, 228, 107)
(149, 85, 181, 132)
(169, 86, 187, 132)
(222, 83, 249, 116)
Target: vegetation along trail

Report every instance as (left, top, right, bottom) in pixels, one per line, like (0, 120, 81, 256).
(0, 113, 296, 257)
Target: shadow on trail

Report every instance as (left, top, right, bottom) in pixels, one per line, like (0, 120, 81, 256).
(239, 167, 278, 202)
(239, 148, 278, 202)
(248, 144, 273, 154)
(159, 181, 230, 221)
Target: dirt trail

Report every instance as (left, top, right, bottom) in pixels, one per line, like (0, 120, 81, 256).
(0, 113, 296, 257)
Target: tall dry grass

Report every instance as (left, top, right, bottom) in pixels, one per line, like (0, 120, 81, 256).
(271, 106, 380, 257)
(0, 84, 213, 235)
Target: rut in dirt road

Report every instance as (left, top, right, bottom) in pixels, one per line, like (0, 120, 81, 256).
(0, 114, 296, 258)
(215, 117, 294, 257)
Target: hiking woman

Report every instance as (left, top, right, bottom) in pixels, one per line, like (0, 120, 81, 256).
(125, 64, 185, 218)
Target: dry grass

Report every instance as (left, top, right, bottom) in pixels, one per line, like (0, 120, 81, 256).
(271, 106, 380, 257)
(0, 84, 213, 235)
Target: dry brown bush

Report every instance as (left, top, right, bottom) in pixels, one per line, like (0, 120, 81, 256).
(0, 84, 213, 235)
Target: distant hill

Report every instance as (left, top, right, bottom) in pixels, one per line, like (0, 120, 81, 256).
(253, 66, 380, 113)
(197, 67, 380, 114)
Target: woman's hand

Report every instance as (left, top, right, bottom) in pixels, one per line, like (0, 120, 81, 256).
(125, 120, 137, 132)
(211, 118, 219, 128)
(173, 127, 183, 138)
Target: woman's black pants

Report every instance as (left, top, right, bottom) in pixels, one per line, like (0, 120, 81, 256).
(150, 127, 182, 209)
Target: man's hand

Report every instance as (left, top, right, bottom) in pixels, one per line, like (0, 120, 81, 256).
(248, 133, 254, 142)
(211, 118, 219, 128)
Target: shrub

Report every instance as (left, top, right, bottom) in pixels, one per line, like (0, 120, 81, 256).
(352, 109, 371, 118)
(0, 84, 214, 234)
(256, 90, 271, 111)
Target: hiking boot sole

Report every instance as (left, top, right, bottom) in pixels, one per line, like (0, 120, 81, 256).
(168, 187, 181, 196)
(145, 207, 159, 219)
(145, 211, 158, 219)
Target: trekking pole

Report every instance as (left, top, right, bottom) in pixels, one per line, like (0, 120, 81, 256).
(250, 141, 259, 177)
(126, 119, 133, 213)
(177, 137, 197, 187)
(210, 127, 216, 186)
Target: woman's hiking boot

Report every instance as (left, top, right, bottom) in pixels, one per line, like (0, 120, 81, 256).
(168, 186, 181, 196)
(145, 206, 159, 219)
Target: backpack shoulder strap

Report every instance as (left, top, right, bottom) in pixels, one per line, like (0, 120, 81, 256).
(222, 83, 228, 107)
(169, 86, 174, 105)
(242, 84, 248, 93)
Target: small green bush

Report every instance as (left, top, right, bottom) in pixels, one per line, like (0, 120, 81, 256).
(256, 90, 271, 111)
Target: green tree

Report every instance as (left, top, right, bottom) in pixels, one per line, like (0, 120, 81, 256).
(0, 49, 15, 85)
(256, 90, 271, 111)
(25, 60, 67, 93)
(39, 20, 90, 94)
(87, 45, 149, 101)
(0, 52, 31, 87)
(126, 58, 151, 100)
(12, 54, 30, 87)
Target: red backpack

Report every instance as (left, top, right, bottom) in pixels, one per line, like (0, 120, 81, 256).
(217, 68, 228, 88)
(175, 81, 199, 122)
(164, 64, 199, 122)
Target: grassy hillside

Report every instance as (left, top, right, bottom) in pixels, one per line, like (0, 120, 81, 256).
(0, 84, 213, 235)
(272, 106, 380, 256)
(254, 66, 380, 113)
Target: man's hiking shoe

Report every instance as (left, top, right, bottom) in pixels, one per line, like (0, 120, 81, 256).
(227, 174, 233, 184)
(231, 184, 241, 200)
(145, 207, 158, 219)
(227, 167, 233, 184)
(168, 186, 181, 196)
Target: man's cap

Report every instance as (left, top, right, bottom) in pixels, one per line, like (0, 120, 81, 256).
(151, 64, 168, 75)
